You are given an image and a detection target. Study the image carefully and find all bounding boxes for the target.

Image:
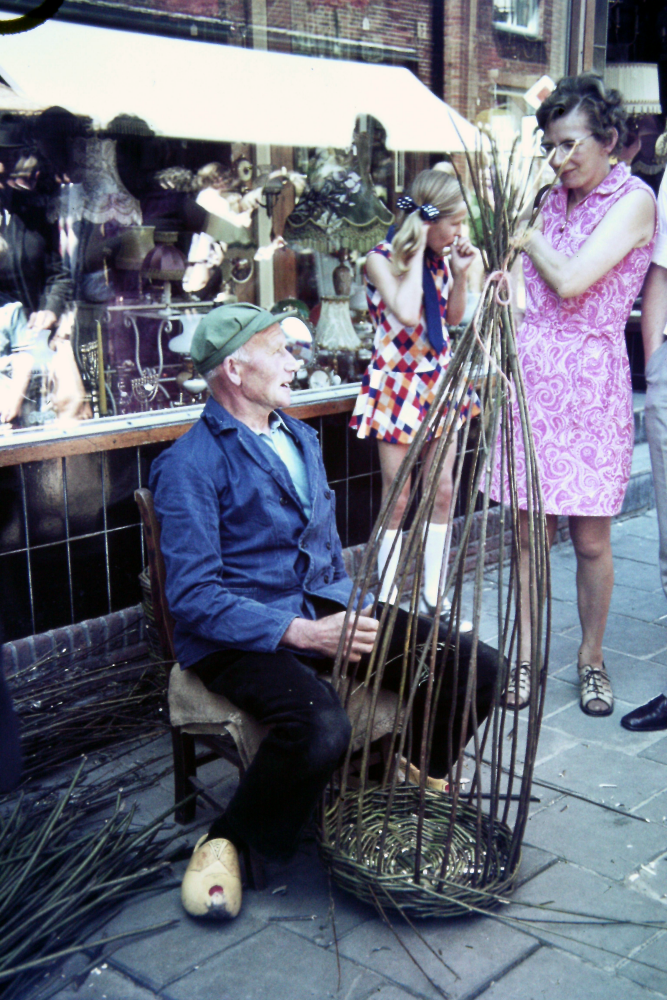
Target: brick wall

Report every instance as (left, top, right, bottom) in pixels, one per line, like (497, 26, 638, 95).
(444, 0, 569, 121)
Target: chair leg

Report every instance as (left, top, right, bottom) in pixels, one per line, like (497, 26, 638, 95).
(172, 727, 197, 824)
(243, 846, 267, 891)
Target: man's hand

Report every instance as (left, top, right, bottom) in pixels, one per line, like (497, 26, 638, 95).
(27, 309, 57, 331)
(282, 606, 379, 661)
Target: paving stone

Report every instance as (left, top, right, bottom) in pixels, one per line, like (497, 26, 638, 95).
(617, 930, 667, 995)
(479, 941, 667, 999)
(162, 923, 385, 1000)
(611, 536, 661, 566)
(595, 613, 667, 659)
(509, 859, 667, 974)
(245, 840, 374, 947)
(545, 632, 581, 673)
(548, 598, 580, 633)
(548, 566, 578, 604)
(334, 907, 539, 1000)
(533, 742, 667, 812)
(31, 953, 95, 999)
(635, 788, 667, 825)
(536, 699, 667, 754)
(45, 964, 160, 1000)
(605, 557, 665, 594)
(511, 713, 581, 771)
(356, 986, 424, 999)
(640, 736, 667, 765)
(513, 843, 559, 888)
(609, 584, 667, 624)
(523, 796, 667, 881)
(613, 514, 660, 541)
(539, 676, 579, 720)
(625, 849, 667, 907)
(105, 884, 263, 991)
(531, 726, 581, 769)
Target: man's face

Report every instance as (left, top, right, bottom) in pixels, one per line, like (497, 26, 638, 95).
(235, 324, 301, 411)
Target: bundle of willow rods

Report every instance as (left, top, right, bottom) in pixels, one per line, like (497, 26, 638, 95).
(8, 628, 168, 779)
(0, 761, 179, 1000)
(322, 131, 554, 918)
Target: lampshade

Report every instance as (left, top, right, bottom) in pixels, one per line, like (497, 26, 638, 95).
(168, 314, 203, 354)
(605, 63, 661, 115)
(142, 232, 187, 281)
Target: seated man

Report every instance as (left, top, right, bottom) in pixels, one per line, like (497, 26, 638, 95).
(150, 302, 500, 921)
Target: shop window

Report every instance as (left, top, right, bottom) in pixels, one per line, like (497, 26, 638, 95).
(492, 0, 540, 37)
(0, 111, 397, 444)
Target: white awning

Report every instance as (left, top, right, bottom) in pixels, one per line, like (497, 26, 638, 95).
(0, 16, 480, 152)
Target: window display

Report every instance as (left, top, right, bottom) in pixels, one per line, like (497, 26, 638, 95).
(0, 108, 400, 442)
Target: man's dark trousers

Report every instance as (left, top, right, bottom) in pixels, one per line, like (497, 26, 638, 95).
(191, 607, 499, 862)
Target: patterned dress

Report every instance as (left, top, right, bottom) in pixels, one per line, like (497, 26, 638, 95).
(490, 163, 655, 516)
(350, 242, 473, 444)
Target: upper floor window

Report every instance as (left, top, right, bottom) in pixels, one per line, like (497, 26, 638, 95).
(493, 0, 540, 37)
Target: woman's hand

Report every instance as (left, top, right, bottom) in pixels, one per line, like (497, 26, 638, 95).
(519, 186, 655, 299)
(449, 235, 476, 277)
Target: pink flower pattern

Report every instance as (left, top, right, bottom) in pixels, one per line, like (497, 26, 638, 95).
(490, 163, 656, 516)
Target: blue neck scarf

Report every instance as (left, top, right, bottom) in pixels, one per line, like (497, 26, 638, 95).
(386, 224, 445, 354)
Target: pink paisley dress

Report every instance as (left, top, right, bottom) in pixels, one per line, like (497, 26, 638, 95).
(490, 163, 655, 516)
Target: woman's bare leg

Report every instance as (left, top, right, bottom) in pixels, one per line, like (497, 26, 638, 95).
(568, 515, 613, 668)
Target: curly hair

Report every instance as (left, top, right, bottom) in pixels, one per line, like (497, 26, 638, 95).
(536, 73, 627, 151)
(392, 169, 466, 275)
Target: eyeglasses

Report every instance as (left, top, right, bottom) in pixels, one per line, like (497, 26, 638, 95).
(539, 134, 594, 158)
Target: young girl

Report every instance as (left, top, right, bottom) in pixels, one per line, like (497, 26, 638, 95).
(350, 169, 476, 611)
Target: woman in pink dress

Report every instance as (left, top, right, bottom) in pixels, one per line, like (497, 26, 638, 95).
(492, 74, 656, 716)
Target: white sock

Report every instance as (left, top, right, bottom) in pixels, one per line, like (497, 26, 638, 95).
(377, 528, 401, 603)
(422, 521, 449, 609)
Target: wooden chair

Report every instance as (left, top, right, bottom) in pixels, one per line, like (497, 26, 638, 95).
(134, 487, 401, 885)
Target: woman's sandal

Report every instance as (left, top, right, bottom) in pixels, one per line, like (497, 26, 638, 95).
(506, 661, 531, 710)
(578, 662, 613, 717)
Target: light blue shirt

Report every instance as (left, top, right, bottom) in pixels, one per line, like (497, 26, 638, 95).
(258, 411, 311, 518)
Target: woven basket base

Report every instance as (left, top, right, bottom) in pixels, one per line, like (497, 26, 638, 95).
(320, 785, 519, 919)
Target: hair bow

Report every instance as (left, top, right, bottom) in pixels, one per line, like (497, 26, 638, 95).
(396, 195, 440, 221)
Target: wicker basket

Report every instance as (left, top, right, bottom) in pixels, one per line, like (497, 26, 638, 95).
(320, 785, 518, 918)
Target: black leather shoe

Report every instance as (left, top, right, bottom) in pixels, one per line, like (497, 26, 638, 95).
(620, 694, 667, 732)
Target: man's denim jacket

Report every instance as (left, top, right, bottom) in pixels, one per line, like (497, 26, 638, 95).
(150, 397, 357, 669)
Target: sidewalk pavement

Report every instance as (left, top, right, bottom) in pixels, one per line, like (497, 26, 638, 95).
(44, 510, 667, 1000)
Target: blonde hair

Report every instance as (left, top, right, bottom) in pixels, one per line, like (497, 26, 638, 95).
(392, 169, 465, 275)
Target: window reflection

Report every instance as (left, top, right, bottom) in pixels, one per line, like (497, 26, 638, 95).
(0, 109, 396, 436)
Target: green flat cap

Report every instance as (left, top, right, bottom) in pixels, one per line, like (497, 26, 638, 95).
(190, 303, 284, 376)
